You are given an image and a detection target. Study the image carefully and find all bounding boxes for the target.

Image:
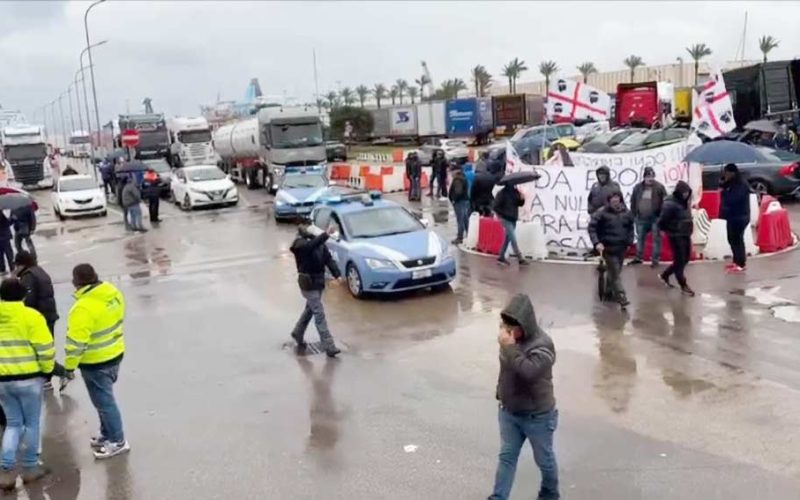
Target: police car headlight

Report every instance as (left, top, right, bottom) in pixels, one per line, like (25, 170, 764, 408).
(365, 258, 396, 270)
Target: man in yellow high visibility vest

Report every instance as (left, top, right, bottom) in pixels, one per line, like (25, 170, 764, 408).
(63, 264, 129, 460)
(0, 278, 54, 489)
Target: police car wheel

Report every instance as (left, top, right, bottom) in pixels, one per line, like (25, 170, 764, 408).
(346, 263, 363, 298)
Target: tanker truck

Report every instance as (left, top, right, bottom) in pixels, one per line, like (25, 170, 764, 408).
(212, 106, 325, 192)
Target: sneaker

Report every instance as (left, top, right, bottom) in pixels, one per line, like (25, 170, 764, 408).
(724, 262, 736, 270)
(518, 258, 530, 266)
(89, 435, 106, 451)
(496, 258, 510, 267)
(291, 333, 307, 350)
(0, 469, 16, 490)
(325, 347, 341, 358)
(21, 465, 49, 484)
(659, 273, 675, 288)
(680, 285, 696, 297)
(451, 238, 463, 245)
(628, 258, 643, 266)
(93, 440, 130, 460)
(726, 265, 746, 274)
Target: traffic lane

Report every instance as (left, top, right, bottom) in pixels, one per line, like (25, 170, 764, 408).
(35, 270, 800, 499)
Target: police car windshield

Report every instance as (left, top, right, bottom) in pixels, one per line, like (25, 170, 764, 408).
(282, 174, 327, 189)
(343, 207, 423, 238)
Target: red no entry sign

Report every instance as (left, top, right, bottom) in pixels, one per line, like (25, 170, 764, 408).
(121, 129, 140, 147)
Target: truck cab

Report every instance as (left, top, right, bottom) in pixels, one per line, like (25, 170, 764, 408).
(167, 116, 216, 168)
(258, 106, 326, 181)
(69, 130, 92, 158)
(117, 113, 170, 159)
(1, 125, 53, 189)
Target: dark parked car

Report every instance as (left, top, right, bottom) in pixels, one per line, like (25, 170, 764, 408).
(579, 128, 644, 151)
(612, 128, 689, 152)
(701, 147, 800, 197)
(326, 141, 347, 161)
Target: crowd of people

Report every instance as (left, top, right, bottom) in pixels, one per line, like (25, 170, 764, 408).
(97, 157, 163, 232)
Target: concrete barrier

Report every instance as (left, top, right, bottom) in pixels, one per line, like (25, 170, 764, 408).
(516, 220, 549, 260)
(465, 213, 480, 250)
(692, 208, 711, 246)
(703, 220, 758, 259)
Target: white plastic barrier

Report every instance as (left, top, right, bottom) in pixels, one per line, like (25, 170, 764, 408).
(465, 213, 480, 250)
(692, 208, 711, 246)
(382, 170, 406, 192)
(703, 220, 758, 259)
(744, 224, 759, 255)
(516, 220, 549, 260)
(749, 193, 759, 227)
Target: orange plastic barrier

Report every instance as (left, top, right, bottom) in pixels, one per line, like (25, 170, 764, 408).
(698, 190, 721, 219)
(757, 209, 793, 253)
(380, 166, 394, 175)
(392, 149, 404, 163)
(403, 172, 430, 191)
(330, 163, 351, 180)
(363, 173, 384, 191)
(359, 165, 371, 177)
(759, 195, 778, 215)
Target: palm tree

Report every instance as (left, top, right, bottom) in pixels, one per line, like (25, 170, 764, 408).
(394, 79, 408, 104)
(623, 55, 645, 83)
(407, 86, 419, 104)
(389, 86, 399, 106)
(340, 87, 355, 107)
(415, 76, 429, 100)
(471, 65, 492, 97)
(539, 60, 558, 93)
(325, 90, 338, 110)
(686, 43, 712, 86)
(759, 35, 780, 62)
(577, 62, 597, 84)
(501, 63, 515, 94)
(510, 58, 528, 93)
(372, 83, 387, 109)
(315, 98, 326, 110)
(355, 85, 369, 108)
(452, 78, 467, 98)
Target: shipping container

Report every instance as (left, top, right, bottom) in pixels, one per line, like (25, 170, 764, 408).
(416, 101, 446, 137)
(370, 108, 391, 138)
(524, 95, 545, 126)
(724, 60, 800, 126)
(445, 97, 493, 139)
(389, 106, 417, 136)
(674, 87, 692, 122)
(615, 82, 659, 127)
(492, 95, 526, 135)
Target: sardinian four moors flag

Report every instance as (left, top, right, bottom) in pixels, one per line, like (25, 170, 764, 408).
(505, 142, 538, 222)
(691, 70, 736, 139)
(546, 78, 611, 121)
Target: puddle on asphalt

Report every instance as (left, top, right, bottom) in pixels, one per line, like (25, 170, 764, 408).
(730, 285, 800, 323)
(771, 305, 800, 323)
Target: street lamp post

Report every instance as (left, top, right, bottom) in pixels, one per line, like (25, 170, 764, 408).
(67, 84, 76, 136)
(84, 0, 107, 159)
(74, 67, 88, 134)
(80, 43, 105, 177)
(58, 92, 68, 151)
(676, 57, 684, 87)
(49, 100, 58, 150)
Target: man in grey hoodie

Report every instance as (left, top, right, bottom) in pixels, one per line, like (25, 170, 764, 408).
(489, 294, 559, 500)
(121, 176, 147, 232)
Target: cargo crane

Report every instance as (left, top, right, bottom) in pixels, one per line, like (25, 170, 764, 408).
(420, 61, 435, 100)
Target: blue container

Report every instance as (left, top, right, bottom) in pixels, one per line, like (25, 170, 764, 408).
(446, 98, 493, 137)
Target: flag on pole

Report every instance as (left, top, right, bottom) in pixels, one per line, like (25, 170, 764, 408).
(505, 141, 538, 222)
(546, 78, 611, 122)
(690, 70, 736, 139)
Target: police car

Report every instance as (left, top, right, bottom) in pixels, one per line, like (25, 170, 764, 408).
(308, 193, 456, 298)
(273, 169, 331, 220)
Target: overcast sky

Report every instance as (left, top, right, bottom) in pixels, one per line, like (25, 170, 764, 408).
(0, 1, 797, 127)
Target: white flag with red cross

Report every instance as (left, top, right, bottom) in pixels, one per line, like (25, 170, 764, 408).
(546, 78, 611, 122)
(690, 70, 736, 139)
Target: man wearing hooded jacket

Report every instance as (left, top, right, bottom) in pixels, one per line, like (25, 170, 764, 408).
(587, 165, 622, 215)
(490, 293, 559, 500)
(657, 181, 695, 296)
(629, 166, 666, 266)
(588, 192, 635, 307)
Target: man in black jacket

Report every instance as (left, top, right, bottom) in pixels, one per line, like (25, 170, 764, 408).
(405, 152, 422, 202)
(289, 225, 342, 357)
(448, 164, 470, 244)
(493, 185, 528, 266)
(629, 166, 666, 266)
(490, 293, 558, 500)
(470, 170, 496, 217)
(0, 213, 14, 275)
(588, 192, 635, 307)
(11, 205, 36, 261)
(719, 163, 751, 273)
(141, 169, 162, 223)
(429, 150, 448, 199)
(587, 165, 622, 215)
(657, 181, 695, 296)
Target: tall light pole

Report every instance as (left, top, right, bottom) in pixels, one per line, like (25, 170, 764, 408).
(84, 0, 107, 157)
(67, 84, 76, 135)
(58, 92, 68, 151)
(80, 42, 105, 173)
(676, 57, 684, 87)
(74, 66, 88, 133)
(49, 100, 58, 149)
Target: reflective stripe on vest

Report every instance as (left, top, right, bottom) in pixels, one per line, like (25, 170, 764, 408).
(66, 320, 123, 355)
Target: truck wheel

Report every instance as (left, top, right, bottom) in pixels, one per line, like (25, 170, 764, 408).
(246, 170, 260, 190)
(266, 173, 276, 194)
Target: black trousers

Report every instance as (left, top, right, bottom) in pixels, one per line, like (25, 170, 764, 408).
(0, 239, 13, 273)
(148, 197, 160, 222)
(663, 235, 691, 287)
(726, 219, 747, 267)
(603, 249, 627, 301)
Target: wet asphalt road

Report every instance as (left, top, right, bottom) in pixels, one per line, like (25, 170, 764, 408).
(11, 184, 800, 499)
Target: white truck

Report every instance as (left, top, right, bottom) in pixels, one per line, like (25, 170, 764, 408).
(1, 124, 53, 189)
(167, 116, 216, 168)
(68, 130, 92, 158)
(213, 106, 325, 192)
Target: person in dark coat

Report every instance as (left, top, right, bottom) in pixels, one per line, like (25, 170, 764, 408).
(587, 165, 622, 215)
(588, 192, 635, 306)
(471, 170, 496, 217)
(11, 205, 36, 261)
(289, 225, 342, 357)
(719, 163, 751, 273)
(493, 185, 528, 266)
(448, 164, 470, 244)
(490, 293, 559, 500)
(629, 166, 667, 266)
(429, 150, 448, 199)
(99, 160, 114, 196)
(141, 169, 162, 223)
(657, 181, 695, 296)
(405, 152, 422, 202)
(0, 214, 14, 274)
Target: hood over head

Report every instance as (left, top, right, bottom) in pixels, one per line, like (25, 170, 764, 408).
(642, 166, 656, 179)
(500, 293, 541, 341)
(595, 165, 611, 184)
(672, 180, 692, 206)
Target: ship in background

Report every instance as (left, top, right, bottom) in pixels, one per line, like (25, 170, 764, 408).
(200, 78, 302, 129)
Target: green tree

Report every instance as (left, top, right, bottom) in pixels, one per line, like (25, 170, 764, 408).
(372, 83, 387, 109)
(325, 90, 339, 110)
(395, 79, 408, 104)
(389, 86, 398, 106)
(330, 106, 374, 141)
(340, 87, 355, 107)
(759, 35, 779, 63)
(577, 62, 597, 84)
(686, 43, 712, 86)
(355, 85, 370, 108)
(539, 60, 559, 93)
(501, 63, 514, 94)
(415, 76, 429, 100)
(452, 78, 467, 98)
(471, 65, 492, 97)
(407, 86, 419, 104)
(623, 55, 645, 83)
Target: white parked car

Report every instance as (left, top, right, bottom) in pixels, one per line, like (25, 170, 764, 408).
(51, 175, 107, 220)
(418, 138, 469, 166)
(170, 165, 238, 210)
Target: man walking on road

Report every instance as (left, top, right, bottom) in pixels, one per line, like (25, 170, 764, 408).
(0, 213, 14, 275)
(493, 184, 528, 267)
(588, 192, 635, 307)
(657, 181, 695, 296)
(587, 165, 622, 215)
(0, 278, 54, 489)
(719, 163, 751, 273)
(63, 264, 130, 459)
(489, 293, 559, 500)
(121, 176, 147, 232)
(405, 152, 422, 202)
(430, 150, 448, 199)
(629, 166, 666, 267)
(290, 224, 342, 358)
(11, 204, 37, 261)
(141, 169, 162, 223)
(449, 163, 470, 245)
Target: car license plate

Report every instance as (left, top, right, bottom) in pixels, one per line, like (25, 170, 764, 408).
(298, 207, 311, 213)
(412, 269, 432, 280)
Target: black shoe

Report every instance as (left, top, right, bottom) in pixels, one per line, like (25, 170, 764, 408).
(680, 285, 696, 297)
(496, 258, 510, 266)
(650, 261, 660, 268)
(291, 333, 306, 349)
(618, 294, 630, 307)
(325, 347, 341, 358)
(518, 258, 530, 266)
(628, 258, 643, 266)
(659, 273, 675, 288)
(451, 238, 463, 245)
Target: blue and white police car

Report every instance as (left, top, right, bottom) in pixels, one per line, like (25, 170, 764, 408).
(273, 169, 331, 220)
(308, 193, 456, 298)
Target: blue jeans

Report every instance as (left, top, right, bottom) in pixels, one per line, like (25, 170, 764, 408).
(635, 217, 661, 262)
(291, 289, 336, 350)
(453, 199, 471, 240)
(499, 218, 522, 260)
(490, 407, 559, 500)
(409, 176, 421, 200)
(82, 363, 125, 443)
(0, 378, 43, 469)
(128, 205, 144, 230)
